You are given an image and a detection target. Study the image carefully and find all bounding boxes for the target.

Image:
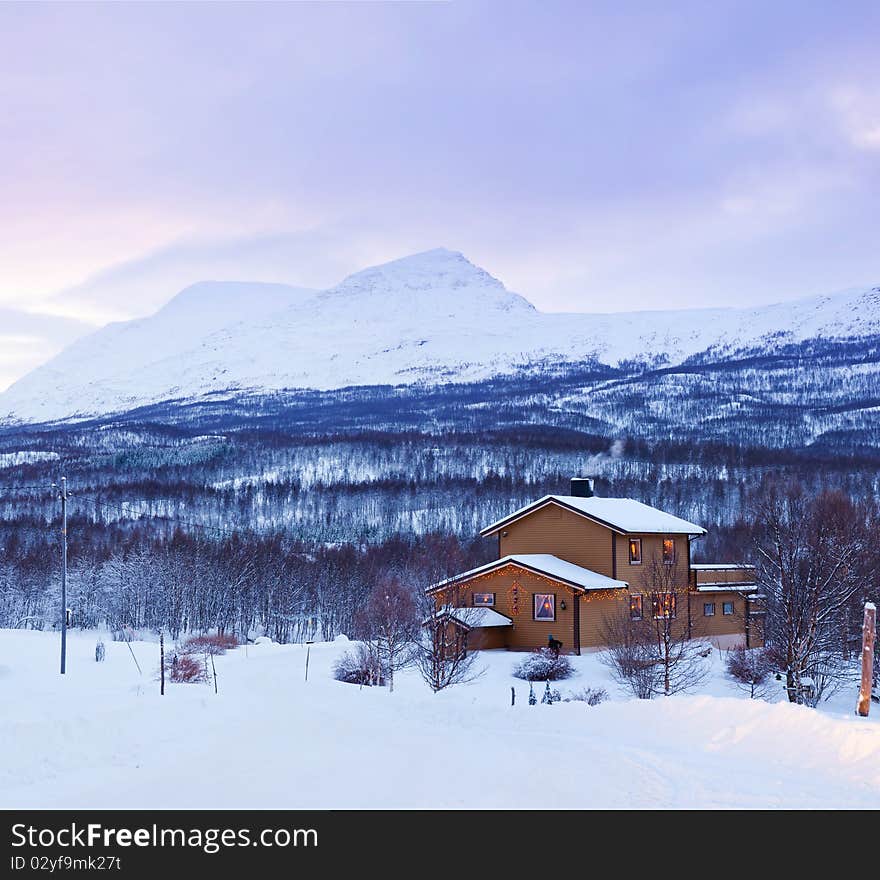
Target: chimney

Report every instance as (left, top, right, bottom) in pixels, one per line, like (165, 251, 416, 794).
(570, 477, 594, 498)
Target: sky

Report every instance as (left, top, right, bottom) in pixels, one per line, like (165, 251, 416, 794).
(1, 0, 879, 389)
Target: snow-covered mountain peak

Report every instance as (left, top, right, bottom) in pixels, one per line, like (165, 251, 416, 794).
(319, 248, 534, 316)
(1, 251, 879, 425)
(331, 248, 502, 294)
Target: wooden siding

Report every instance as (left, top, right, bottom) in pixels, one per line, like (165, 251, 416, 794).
(614, 533, 690, 593)
(434, 563, 630, 652)
(466, 626, 508, 650)
(689, 591, 762, 647)
(499, 503, 614, 574)
(579, 591, 634, 648)
(690, 592, 746, 639)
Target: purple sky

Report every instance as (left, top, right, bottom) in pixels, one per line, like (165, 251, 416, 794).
(1, 1, 879, 387)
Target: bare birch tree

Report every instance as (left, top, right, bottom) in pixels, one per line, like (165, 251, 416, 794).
(355, 577, 419, 692)
(754, 484, 872, 704)
(601, 558, 708, 698)
(414, 601, 484, 692)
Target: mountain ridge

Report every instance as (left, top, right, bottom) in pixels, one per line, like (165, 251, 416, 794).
(1, 248, 878, 425)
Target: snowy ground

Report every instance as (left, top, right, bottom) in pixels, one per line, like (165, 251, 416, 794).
(3, 629, 880, 809)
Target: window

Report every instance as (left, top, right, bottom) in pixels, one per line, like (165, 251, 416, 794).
(629, 595, 643, 621)
(534, 593, 555, 621)
(628, 538, 642, 565)
(722, 601, 735, 616)
(472, 592, 495, 607)
(652, 592, 677, 619)
(703, 602, 715, 617)
(662, 538, 676, 565)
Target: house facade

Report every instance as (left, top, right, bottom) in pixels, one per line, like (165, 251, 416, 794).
(428, 478, 764, 653)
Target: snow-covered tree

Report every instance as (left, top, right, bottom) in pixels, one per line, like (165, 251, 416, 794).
(754, 484, 874, 704)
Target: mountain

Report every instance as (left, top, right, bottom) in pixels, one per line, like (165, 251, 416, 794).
(0, 281, 315, 424)
(1, 248, 879, 425)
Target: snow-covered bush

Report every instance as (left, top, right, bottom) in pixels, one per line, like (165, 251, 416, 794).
(333, 644, 386, 686)
(179, 633, 238, 656)
(95, 640, 106, 662)
(564, 686, 608, 706)
(512, 648, 574, 682)
(726, 646, 774, 685)
(168, 652, 206, 683)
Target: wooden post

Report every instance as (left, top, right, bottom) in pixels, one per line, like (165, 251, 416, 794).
(510, 686, 515, 707)
(159, 631, 165, 696)
(59, 477, 68, 675)
(856, 602, 875, 717)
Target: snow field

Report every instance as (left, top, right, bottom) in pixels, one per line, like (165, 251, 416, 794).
(2, 628, 880, 809)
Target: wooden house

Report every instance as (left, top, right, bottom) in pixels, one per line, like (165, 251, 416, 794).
(427, 478, 764, 653)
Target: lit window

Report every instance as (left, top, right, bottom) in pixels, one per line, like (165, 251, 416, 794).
(629, 595, 643, 621)
(652, 592, 677, 619)
(722, 601, 735, 616)
(662, 539, 676, 564)
(703, 602, 715, 617)
(473, 592, 495, 607)
(534, 594, 555, 621)
(628, 538, 642, 564)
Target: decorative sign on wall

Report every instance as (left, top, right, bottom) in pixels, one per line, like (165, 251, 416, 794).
(508, 580, 522, 616)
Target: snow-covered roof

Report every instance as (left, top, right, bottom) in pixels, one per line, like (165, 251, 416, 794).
(691, 563, 755, 571)
(695, 583, 757, 593)
(434, 607, 513, 629)
(428, 553, 628, 593)
(480, 495, 705, 537)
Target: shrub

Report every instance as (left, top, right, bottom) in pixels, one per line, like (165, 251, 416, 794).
(179, 633, 238, 656)
(564, 686, 608, 706)
(726, 646, 777, 699)
(168, 652, 207, 683)
(512, 648, 574, 682)
(333, 645, 386, 686)
(726, 646, 774, 685)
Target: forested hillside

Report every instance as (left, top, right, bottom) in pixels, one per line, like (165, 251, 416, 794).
(2, 344, 879, 640)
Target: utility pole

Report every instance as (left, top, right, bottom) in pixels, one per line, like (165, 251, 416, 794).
(59, 476, 68, 675)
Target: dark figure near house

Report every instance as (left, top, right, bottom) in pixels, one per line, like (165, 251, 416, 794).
(547, 634, 563, 656)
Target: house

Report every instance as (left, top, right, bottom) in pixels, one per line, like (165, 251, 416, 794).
(427, 477, 764, 653)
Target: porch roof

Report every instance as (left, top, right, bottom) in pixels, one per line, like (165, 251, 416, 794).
(428, 553, 628, 594)
(432, 607, 513, 629)
(691, 563, 755, 571)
